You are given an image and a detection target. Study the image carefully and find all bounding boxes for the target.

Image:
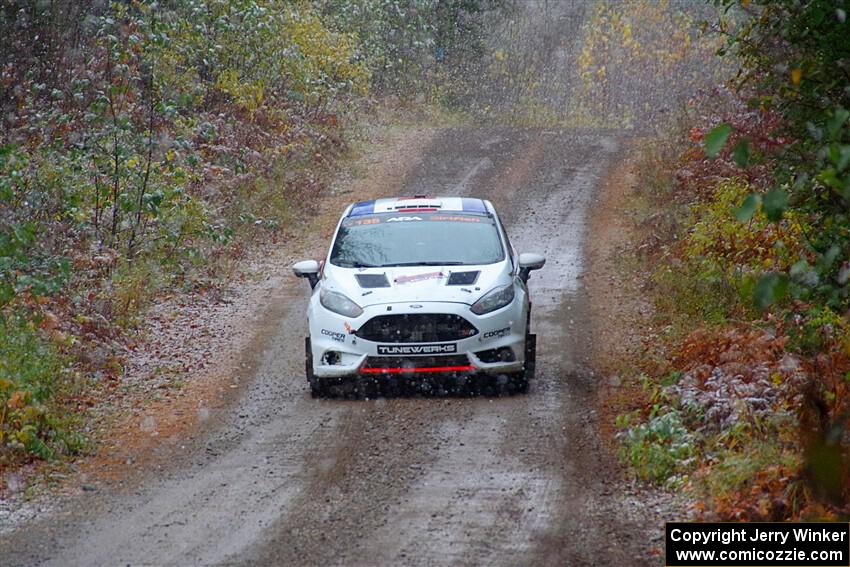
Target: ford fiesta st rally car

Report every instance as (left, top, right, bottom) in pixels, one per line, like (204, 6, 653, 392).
(292, 196, 545, 397)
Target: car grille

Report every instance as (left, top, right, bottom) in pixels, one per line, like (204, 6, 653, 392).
(355, 314, 478, 343)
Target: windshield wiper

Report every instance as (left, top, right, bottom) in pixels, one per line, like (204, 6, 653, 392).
(383, 261, 466, 267)
(336, 260, 381, 268)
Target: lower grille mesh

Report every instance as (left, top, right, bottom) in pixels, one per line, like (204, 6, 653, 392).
(356, 314, 478, 343)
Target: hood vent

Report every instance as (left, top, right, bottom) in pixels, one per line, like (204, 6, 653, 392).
(447, 271, 480, 286)
(355, 273, 391, 288)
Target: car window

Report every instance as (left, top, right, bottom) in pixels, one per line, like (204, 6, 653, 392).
(330, 213, 505, 268)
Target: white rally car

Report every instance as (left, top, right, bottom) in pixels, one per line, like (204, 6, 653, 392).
(292, 196, 545, 397)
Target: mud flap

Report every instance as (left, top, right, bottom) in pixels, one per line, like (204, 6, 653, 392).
(305, 337, 313, 380)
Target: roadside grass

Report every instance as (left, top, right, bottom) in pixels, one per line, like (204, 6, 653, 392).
(112, 258, 167, 329)
(697, 435, 807, 521)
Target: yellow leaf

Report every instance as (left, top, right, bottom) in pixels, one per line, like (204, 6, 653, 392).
(7, 390, 27, 409)
(791, 68, 802, 86)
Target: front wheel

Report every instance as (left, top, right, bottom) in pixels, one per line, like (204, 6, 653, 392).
(524, 332, 537, 380)
(306, 337, 326, 398)
(508, 371, 529, 393)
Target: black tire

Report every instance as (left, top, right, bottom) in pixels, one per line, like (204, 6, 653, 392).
(306, 337, 326, 398)
(355, 377, 379, 400)
(309, 382, 325, 398)
(524, 332, 537, 380)
(509, 372, 529, 394)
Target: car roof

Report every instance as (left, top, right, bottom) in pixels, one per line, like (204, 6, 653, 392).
(348, 196, 492, 217)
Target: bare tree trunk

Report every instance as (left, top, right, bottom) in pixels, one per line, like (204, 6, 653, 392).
(128, 69, 156, 260)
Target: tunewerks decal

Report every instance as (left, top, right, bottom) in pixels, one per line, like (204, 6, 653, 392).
(377, 344, 457, 355)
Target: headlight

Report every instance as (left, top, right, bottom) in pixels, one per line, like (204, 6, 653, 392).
(470, 284, 515, 315)
(320, 288, 363, 318)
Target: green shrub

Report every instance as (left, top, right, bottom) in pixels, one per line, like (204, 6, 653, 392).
(619, 410, 695, 487)
(652, 179, 813, 327)
(0, 314, 84, 461)
(785, 305, 850, 356)
(710, 1, 850, 312)
(683, 179, 809, 276)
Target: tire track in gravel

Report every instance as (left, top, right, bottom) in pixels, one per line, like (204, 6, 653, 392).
(236, 128, 556, 567)
(235, 127, 650, 567)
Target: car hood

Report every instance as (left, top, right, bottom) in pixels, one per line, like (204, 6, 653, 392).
(321, 262, 512, 307)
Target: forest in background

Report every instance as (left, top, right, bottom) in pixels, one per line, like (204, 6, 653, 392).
(0, 0, 507, 466)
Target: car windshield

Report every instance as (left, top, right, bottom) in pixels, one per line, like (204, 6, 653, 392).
(330, 212, 505, 268)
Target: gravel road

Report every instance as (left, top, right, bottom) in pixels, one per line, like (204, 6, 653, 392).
(0, 127, 662, 566)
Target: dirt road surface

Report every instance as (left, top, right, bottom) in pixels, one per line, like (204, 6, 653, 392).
(1, 127, 666, 566)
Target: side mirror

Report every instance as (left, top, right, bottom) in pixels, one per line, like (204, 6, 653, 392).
(293, 260, 320, 289)
(518, 252, 545, 283)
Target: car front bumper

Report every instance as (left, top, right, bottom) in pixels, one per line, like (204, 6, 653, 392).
(307, 300, 527, 378)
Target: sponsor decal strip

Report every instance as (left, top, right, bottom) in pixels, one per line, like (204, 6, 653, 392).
(429, 215, 481, 222)
(344, 217, 380, 227)
(395, 271, 445, 285)
(342, 212, 484, 227)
